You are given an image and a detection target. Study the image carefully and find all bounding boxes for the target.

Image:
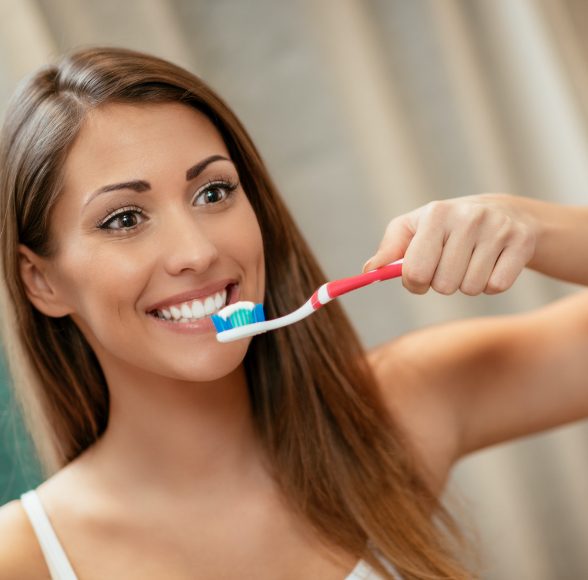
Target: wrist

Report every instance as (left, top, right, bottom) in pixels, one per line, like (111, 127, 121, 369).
(513, 195, 588, 284)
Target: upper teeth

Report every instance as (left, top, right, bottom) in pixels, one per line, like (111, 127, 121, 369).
(153, 288, 227, 321)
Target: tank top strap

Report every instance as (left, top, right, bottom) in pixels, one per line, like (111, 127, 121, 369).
(345, 554, 403, 579)
(20, 489, 78, 580)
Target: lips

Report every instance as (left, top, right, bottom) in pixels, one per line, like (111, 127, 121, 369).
(146, 282, 241, 334)
(145, 279, 238, 313)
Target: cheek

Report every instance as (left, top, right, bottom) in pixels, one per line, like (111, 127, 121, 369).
(55, 242, 148, 318)
(234, 204, 265, 295)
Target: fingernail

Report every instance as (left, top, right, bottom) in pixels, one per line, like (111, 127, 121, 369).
(362, 257, 375, 272)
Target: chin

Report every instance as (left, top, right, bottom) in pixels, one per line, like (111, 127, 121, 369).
(166, 340, 251, 383)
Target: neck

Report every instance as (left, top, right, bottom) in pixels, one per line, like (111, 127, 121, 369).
(79, 357, 271, 501)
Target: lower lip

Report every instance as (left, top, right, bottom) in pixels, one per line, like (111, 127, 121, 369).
(146, 283, 240, 335)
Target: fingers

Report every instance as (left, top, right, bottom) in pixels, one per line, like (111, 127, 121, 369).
(427, 226, 479, 295)
(459, 242, 500, 295)
(483, 244, 530, 294)
(362, 196, 536, 297)
(401, 219, 445, 294)
(404, 239, 521, 296)
(462, 223, 534, 295)
(362, 215, 416, 273)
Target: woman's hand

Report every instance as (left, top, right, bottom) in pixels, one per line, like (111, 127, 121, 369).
(362, 193, 538, 295)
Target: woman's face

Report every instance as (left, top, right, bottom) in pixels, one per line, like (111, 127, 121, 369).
(40, 101, 265, 382)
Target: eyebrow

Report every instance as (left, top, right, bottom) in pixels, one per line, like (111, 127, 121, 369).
(83, 154, 230, 208)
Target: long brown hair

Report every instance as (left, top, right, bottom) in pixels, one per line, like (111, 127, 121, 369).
(0, 46, 472, 578)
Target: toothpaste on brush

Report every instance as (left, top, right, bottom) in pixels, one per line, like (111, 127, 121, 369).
(211, 301, 266, 332)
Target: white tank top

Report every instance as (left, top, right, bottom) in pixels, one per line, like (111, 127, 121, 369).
(20, 489, 400, 579)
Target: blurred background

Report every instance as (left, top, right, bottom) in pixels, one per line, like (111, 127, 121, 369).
(1, 0, 587, 578)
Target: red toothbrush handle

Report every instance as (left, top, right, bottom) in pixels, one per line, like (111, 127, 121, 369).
(326, 260, 403, 299)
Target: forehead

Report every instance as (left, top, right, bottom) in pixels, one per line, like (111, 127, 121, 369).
(62, 102, 229, 199)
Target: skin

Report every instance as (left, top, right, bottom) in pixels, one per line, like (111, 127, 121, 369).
(364, 193, 588, 486)
(1, 102, 588, 578)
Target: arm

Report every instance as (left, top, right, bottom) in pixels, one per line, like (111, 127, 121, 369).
(364, 193, 588, 486)
(444, 290, 588, 455)
(369, 290, 588, 488)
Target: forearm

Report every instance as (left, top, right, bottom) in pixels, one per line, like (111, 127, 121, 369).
(504, 193, 588, 286)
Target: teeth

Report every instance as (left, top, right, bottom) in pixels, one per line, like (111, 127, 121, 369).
(204, 296, 216, 315)
(152, 288, 229, 322)
(191, 300, 205, 318)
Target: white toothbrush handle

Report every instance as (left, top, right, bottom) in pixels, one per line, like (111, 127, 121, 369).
(215, 298, 316, 342)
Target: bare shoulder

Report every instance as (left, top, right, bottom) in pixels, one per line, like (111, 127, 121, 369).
(366, 330, 462, 495)
(0, 498, 50, 579)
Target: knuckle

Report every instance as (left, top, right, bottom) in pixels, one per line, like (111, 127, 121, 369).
(405, 265, 431, 287)
(384, 216, 400, 233)
(493, 223, 512, 245)
(516, 224, 536, 252)
(432, 277, 457, 295)
(466, 205, 487, 227)
(457, 217, 478, 239)
(425, 200, 449, 219)
(460, 280, 482, 296)
(455, 204, 487, 234)
(486, 276, 511, 293)
(403, 278, 429, 294)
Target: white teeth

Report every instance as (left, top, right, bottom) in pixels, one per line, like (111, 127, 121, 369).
(203, 296, 216, 315)
(152, 287, 230, 322)
(191, 300, 205, 318)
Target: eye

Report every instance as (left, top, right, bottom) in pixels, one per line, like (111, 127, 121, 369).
(97, 206, 144, 232)
(194, 180, 238, 207)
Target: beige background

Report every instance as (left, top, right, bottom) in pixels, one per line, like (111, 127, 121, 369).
(1, 1, 587, 578)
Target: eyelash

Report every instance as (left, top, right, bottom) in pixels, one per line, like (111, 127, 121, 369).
(96, 178, 239, 233)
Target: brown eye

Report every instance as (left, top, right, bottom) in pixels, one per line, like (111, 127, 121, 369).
(194, 180, 238, 207)
(111, 212, 139, 229)
(98, 207, 144, 231)
(202, 187, 224, 204)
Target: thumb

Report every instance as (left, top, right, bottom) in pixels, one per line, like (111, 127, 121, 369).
(362, 216, 415, 273)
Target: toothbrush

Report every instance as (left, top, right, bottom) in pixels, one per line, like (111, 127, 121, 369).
(212, 258, 403, 343)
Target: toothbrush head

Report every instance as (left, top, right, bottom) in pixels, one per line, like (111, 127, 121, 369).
(211, 301, 266, 335)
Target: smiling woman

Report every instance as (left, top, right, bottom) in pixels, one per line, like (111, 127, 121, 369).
(0, 47, 471, 579)
(30, 100, 265, 366)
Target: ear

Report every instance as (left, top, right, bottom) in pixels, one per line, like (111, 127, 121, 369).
(18, 244, 73, 317)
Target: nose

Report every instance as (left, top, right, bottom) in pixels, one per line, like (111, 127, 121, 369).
(159, 212, 219, 276)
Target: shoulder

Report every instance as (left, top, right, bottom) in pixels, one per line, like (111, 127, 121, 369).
(0, 498, 50, 579)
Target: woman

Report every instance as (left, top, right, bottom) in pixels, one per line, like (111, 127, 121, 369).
(0, 46, 586, 580)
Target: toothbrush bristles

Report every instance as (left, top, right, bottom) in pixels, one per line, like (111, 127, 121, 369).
(211, 303, 266, 333)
